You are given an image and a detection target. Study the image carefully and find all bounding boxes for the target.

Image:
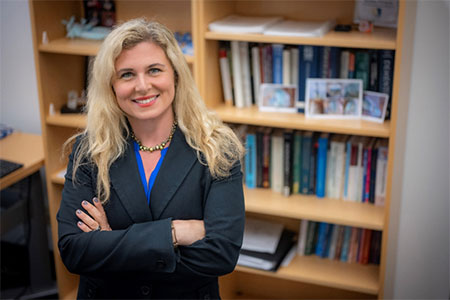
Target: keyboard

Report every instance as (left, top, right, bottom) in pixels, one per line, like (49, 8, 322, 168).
(0, 159, 24, 178)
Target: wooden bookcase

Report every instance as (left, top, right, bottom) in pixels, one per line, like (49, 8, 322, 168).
(29, 0, 404, 299)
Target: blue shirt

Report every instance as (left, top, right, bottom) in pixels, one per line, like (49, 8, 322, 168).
(133, 141, 168, 205)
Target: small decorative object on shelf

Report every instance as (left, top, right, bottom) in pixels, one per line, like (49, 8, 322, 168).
(62, 16, 111, 40)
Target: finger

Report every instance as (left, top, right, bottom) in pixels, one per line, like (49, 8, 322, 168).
(76, 209, 99, 230)
(81, 200, 102, 222)
(77, 221, 92, 233)
(92, 197, 106, 215)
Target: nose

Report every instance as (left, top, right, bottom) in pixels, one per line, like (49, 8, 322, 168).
(135, 73, 150, 93)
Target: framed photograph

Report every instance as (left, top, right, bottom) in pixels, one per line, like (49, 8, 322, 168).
(305, 79, 363, 119)
(258, 83, 298, 113)
(361, 91, 389, 123)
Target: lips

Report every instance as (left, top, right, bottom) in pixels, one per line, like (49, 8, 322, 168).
(133, 95, 158, 107)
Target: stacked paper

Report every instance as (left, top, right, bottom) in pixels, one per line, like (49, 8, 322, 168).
(208, 15, 283, 34)
(263, 20, 336, 37)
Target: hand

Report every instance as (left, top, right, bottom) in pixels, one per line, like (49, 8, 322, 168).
(172, 220, 205, 246)
(76, 197, 112, 232)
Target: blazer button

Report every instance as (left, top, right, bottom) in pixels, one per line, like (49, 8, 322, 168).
(140, 285, 151, 296)
(156, 259, 166, 269)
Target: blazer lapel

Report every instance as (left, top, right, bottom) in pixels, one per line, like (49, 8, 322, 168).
(150, 128, 197, 219)
(109, 138, 153, 222)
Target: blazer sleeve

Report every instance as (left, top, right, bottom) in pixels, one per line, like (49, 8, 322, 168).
(57, 138, 177, 275)
(176, 161, 245, 277)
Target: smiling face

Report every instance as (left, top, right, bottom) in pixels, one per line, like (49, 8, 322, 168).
(112, 41, 175, 127)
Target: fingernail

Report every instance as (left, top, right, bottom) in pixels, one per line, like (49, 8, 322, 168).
(82, 200, 88, 205)
(76, 209, 81, 215)
(93, 197, 99, 203)
(78, 221, 83, 226)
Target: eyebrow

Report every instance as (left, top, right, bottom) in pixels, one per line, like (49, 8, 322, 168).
(116, 63, 166, 74)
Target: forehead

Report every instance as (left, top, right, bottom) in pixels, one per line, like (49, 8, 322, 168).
(115, 41, 169, 68)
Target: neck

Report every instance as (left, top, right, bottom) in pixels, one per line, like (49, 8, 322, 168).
(128, 112, 175, 146)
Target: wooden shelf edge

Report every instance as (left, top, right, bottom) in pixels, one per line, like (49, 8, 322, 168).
(235, 255, 379, 295)
(205, 27, 396, 50)
(215, 105, 390, 138)
(46, 113, 86, 128)
(51, 168, 66, 185)
(244, 187, 384, 230)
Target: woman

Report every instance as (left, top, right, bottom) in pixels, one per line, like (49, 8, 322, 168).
(57, 19, 245, 299)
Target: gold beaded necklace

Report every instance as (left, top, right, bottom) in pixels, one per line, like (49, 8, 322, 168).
(131, 121, 177, 152)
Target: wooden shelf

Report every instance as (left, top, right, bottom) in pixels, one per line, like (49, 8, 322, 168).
(46, 113, 86, 128)
(39, 38, 195, 64)
(244, 187, 384, 230)
(51, 169, 66, 185)
(205, 27, 396, 50)
(215, 105, 390, 138)
(236, 254, 379, 295)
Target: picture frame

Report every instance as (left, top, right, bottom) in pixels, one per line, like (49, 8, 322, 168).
(305, 78, 363, 119)
(258, 83, 298, 113)
(361, 90, 389, 123)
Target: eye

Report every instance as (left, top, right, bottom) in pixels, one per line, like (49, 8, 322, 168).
(148, 68, 162, 75)
(119, 72, 133, 79)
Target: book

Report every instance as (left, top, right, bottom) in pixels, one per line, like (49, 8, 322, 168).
(333, 225, 346, 260)
(316, 133, 329, 198)
(369, 230, 382, 264)
(251, 45, 261, 103)
(298, 45, 320, 113)
(297, 219, 309, 255)
(315, 222, 329, 257)
(255, 129, 264, 188)
(208, 15, 283, 33)
(282, 48, 291, 85)
(375, 139, 389, 206)
(219, 48, 233, 105)
(327, 224, 340, 259)
(304, 221, 318, 255)
(245, 130, 257, 188)
(340, 226, 352, 262)
(378, 50, 395, 119)
(238, 229, 296, 272)
(240, 41, 253, 107)
(308, 133, 319, 195)
(292, 131, 303, 194)
(300, 131, 313, 194)
(290, 47, 299, 87)
(262, 128, 272, 188)
(283, 130, 294, 196)
(230, 41, 244, 108)
(368, 50, 379, 91)
(272, 44, 284, 84)
(263, 19, 335, 37)
(270, 130, 284, 193)
(355, 51, 370, 90)
(340, 50, 350, 78)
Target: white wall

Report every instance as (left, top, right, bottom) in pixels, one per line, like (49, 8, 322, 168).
(0, 0, 41, 134)
(385, 0, 450, 299)
(1, 0, 449, 298)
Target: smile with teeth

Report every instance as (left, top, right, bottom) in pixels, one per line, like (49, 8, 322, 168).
(133, 95, 158, 104)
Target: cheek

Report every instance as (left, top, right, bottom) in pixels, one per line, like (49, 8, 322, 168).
(112, 82, 131, 101)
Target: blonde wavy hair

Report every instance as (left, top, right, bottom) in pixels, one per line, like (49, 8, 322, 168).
(66, 19, 244, 203)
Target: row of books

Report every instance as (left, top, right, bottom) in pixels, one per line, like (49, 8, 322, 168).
(234, 125, 388, 205)
(297, 220, 382, 265)
(219, 41, 394, 117)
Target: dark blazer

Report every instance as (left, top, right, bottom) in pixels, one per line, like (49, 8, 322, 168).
(57, 128, 245, 299)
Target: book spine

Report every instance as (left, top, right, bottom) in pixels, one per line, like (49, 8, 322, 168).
(298, 45, 319, 113)
(251, 45, 261, 103)
(240, 41, 253, 107)
(272, 44, 284, 84)
(300, 132, 312, 194)
(270, 133, 284, 193)
(334, 225, 345, 260)
(282, 48, 291, 85)
(334, 141, 346, 199)
(290, 47, 299, 86)
(343, 140, 352, 200)
(327, 224, 340, 259)
(305, 221, 318, 255)
(355, 51, 370, 90)
(340, 226, 352, 262)
(292, 131, 302, 194)
(369, 146, 378, 204)
(325, 141, 335, 198)
(375, 145, 388, 206)
(348, 50, 355, 78)
(315, 222, 329, 257)
(219, 49, 234, 105)
(283, 131, 293, 196)
(297, 219, 309, 255)
(262, 130, 271, 188)
(316, 133, 329, 198)
(363, 143, 373, 203)
(361, 229, 372, 264)
(231, 41, 244, 108)
(256, 130, 264, 188)
(308, 134, 318, 195)
(340, 50, 350, 78)
(378, 50, 395, 119)
(245, 132, 257, 188)
(328, 47, 340, 78)
(369, 49, 378, 91)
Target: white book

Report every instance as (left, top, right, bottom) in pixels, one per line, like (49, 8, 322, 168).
(282, 49, 291, 85)
(231, 41, 244, 108)
(219, 49, 233, 105)
(290, 47, 299, 86)
(239, 42, 252, 107)
(375, 142, 388, 206)
(264, 19, 335, 37)
(297, 219, 309, 255)
(340, 50, 350, 78)
(270, 132, 284, 194)
(251, 46, 261, 102)
(209, 14, 283, 33)
(334, 139, 347, 199)
(326, 142, 336, 198)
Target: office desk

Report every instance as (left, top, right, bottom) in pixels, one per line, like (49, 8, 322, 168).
(0, 132, 56, 298)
